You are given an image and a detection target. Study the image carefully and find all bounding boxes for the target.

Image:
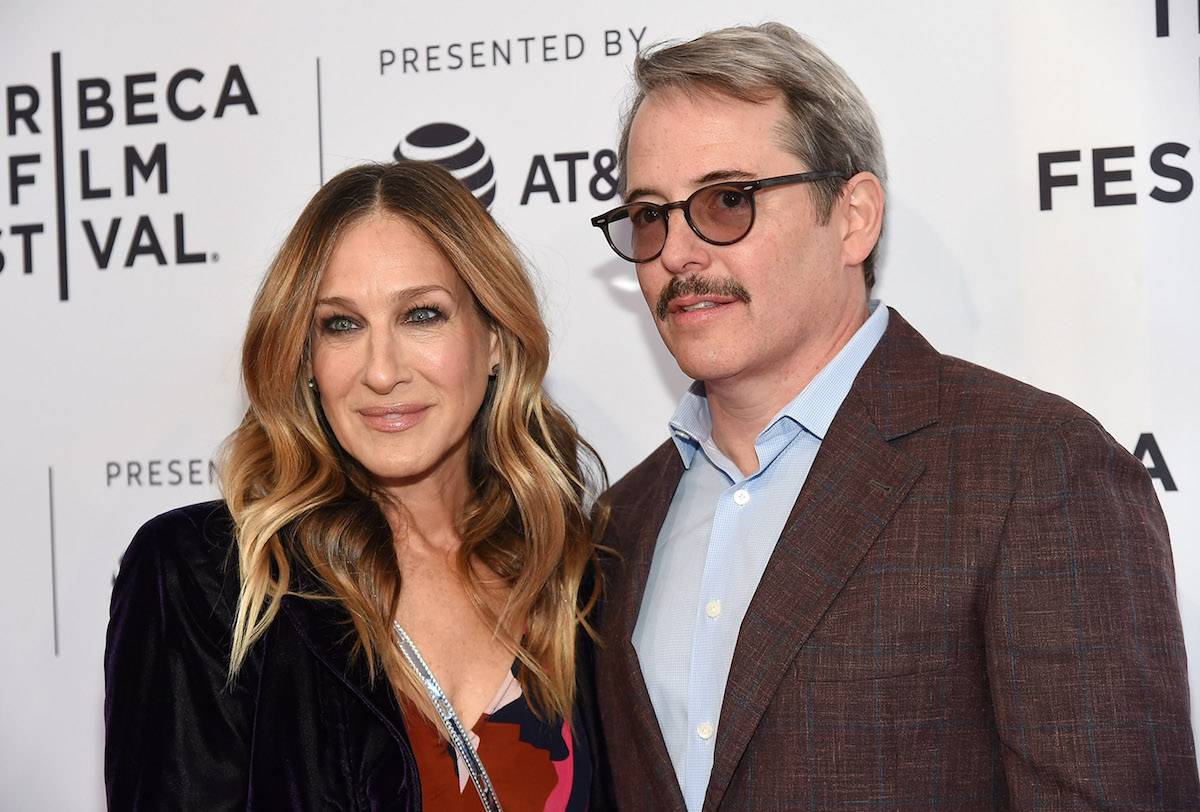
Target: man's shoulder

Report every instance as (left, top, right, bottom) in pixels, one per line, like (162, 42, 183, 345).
(879, 309, 1097, 434)
(935, 352, 1099, 434)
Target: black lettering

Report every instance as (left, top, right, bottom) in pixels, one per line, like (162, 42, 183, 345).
(1037, 150, 1080, 210)
(125, 72, 157, 125)
(1156, 0, 1169, 36)
(1092, 146, 1137, 206)
(82, 218, 122, 268)
(79, 150, 112, 199)
(1149, 142, 1192, 203)
(1134, 433, 1177, 491)
(208, 459, 219, 483)
(167, 459, 183, 486)
(447, 43, 463, 70)
(106, 462, 120, 486)
(188, 458, 202, 485)
(8, 154, 39, 205)
(402, 48, 418, 73)
(493, 40, 510, 66)
(124, 216, 166, 267)
(518, 36, 535, 62)
(174, 213, 205, 264)
(9, 224, 42, 274)
(379, 49, 395, 75)
(125, 143, 168, 196)
(7, 85, 40, 135)
(590, 149, 619, 201)
(553, 151, 588, 202)
(167, 68, 205, 120)
(604, 30, 621, 56)
(127, 461, 143, 486)
(520, 155, 559, 204)
(214, 65, 258, 117)
(148, 460, 162, 486)
(470, 41, 485, 68)
(0, 225, 40, 274)
(426, 44, 441, 72)
(565, 33, 585, 59)
(78, 78, 113, 129)
(628, 26, 647, 52)
(543, 35, 558, 61)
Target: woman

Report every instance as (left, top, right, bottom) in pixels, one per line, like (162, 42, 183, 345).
(104, 161, 607, 810)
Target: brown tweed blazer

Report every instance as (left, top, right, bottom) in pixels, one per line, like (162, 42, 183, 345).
(592, 309, 1198, 810)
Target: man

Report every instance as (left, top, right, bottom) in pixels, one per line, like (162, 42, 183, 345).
(588, 22, 1198, 810)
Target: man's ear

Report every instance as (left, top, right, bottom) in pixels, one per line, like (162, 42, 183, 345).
(837, 172, 884, 269)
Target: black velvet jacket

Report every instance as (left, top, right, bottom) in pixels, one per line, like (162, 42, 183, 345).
(104, 500, 605, 810)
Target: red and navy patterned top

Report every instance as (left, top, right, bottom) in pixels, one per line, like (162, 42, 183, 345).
(402, 665, 591, 811)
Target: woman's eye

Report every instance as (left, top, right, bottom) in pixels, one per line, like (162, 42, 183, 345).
(407, 306, 445, 324)
(322, 315, 357, 333)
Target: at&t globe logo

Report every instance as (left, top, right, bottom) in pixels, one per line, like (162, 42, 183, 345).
(394, 123, 496, 208)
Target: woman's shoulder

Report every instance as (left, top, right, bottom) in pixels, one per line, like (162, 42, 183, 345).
(130, 499, 236, 551)
(115, 500, 241, 625)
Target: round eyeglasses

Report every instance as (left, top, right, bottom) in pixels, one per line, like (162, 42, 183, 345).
(590, 170, 845, 263)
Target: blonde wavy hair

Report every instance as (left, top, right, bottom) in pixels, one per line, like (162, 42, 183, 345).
(220, 160, 606, 725)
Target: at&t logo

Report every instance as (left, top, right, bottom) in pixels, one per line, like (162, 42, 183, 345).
(394, 123, 496, 208)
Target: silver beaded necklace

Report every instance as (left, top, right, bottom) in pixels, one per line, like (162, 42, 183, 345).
(393, 621, 504, 812)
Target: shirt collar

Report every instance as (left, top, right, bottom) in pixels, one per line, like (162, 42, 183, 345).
(668, 300, 890, 469)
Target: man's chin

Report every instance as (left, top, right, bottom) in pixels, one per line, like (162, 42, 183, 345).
(669, 352, 745, 385)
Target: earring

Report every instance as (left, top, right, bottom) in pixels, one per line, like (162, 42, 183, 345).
(307, 378, 317, 391)
(489, 364, 499, 379)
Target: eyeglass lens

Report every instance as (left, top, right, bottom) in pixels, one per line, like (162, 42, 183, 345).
(606, 184, 753, 262)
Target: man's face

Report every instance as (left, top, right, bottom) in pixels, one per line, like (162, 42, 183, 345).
(624, 89, 865, 389)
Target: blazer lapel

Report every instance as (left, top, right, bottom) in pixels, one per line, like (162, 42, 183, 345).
(702, 309, 941, 811)
(600, 441, 689, 809)
(281, 582, 411, 749)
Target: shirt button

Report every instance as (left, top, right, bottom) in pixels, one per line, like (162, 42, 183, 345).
(705, 599, 722, 619)
(733, 488, 751, 506)
(697, 722, 715, 740)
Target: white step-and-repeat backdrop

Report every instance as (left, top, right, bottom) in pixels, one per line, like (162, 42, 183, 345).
(2, 1, 1196, 807)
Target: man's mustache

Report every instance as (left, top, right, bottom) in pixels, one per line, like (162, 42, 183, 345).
(655, 275, 752, 321)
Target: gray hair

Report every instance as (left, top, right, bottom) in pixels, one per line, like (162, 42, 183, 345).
(617, 22, 886, 286)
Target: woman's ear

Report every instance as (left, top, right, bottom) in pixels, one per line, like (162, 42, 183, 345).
(488, 329, 501, 375)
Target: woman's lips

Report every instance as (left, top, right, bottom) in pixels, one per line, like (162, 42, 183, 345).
(357, 404, 430, 432)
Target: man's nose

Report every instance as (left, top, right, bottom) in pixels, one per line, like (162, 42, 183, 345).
(657, 209, 711, 276)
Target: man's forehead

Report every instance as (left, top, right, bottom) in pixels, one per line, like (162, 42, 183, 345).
(631, 88, 781, 143)
(624, 89, 794, 198)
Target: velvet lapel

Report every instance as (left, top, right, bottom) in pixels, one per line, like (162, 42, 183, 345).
(281, 576, 411, 750)
(702, 310, 940, 811)
(604, 441, 688, 808)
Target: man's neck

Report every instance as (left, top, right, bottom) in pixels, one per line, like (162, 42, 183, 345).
(705, 303, 869, 477)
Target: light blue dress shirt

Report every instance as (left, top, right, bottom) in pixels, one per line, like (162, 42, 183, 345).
(631, 301, 889, 811)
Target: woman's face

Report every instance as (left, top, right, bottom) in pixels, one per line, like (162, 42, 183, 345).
(310, 213, 498, 491)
